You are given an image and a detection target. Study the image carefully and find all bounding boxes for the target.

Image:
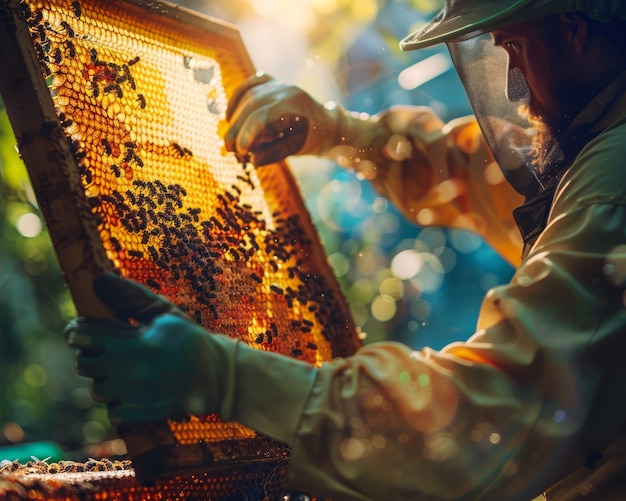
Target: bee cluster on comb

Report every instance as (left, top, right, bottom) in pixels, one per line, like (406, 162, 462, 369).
(0, 0, 360, 498)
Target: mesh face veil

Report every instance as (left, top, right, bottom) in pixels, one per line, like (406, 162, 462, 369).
(401, 0, 626, 193)
(447, 35, 535, 194)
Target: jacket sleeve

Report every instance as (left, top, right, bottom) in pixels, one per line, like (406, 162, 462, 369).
(283, 126, 626, 500)
(331, 105, 525, 266)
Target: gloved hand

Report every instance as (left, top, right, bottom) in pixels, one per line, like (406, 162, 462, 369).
(66, 273, 317, 444)
(223, 72, 389, 168)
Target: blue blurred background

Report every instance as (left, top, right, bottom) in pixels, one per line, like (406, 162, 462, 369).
(0, 0, 513, 458)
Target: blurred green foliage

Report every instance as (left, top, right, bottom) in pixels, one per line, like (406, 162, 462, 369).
(0, 101, 111, 453)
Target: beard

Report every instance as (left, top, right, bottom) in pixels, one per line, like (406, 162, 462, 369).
(517, 104, 565, 182)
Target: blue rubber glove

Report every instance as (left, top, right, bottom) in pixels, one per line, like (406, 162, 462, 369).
(66, 273, 317, 444)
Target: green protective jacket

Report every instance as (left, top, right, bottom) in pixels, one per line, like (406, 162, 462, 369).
(281, 73, 626, 500)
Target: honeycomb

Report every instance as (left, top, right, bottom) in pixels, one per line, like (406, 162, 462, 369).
(0, 457, 291, 500)
(0, 0, 360, 498)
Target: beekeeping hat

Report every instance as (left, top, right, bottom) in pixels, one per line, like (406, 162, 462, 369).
(398, 0, 626, 193)
(400, 0, 626, 51)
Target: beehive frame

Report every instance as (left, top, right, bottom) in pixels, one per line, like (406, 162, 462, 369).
(0, 0, 360, 496)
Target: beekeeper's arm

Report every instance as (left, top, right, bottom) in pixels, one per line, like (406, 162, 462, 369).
(223, 73, 524, 265)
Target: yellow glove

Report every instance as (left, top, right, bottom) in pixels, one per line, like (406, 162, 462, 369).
(223, 72, 389, 169)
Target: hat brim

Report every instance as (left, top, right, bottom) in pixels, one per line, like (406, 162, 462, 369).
(399, 0, 531, 51)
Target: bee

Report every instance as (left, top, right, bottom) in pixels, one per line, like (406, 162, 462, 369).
(51, 47, 62, 64)
(128, 249, 143, 258)
(82, 168, 93, 184)
(85, 459, 105, 472)
(60, 21, 75, 37)
(136, 93, 146, 109)
(101, 138, 112, 155)
(87, 197, 101, 209)
(34, 42, 46, 61)
(19, 1, 32, 21)
(146, 278, 161, 290)
(59, 460, 85, 473)
(208, 304, 219, 319)
(0, 459, 20, 473)
(47, 462, 61, 474)
(89, 80, 99, 98)
(121, 65, 136, 90)
(128, 56, 140, 66)
(64, 40, 76, 58)
(111, 237, 122, 252)
(72, 1, 82, 18)
(89, 48, 98, 63)
(125, 190, 137, 205)
(250, 273, 262, 283)
(36, 24, 47, 42)
(171, 142, 185, 157)
(103, 83, 122, 98)
(110, 164, 121, 177)
(60, 116, 73, 128)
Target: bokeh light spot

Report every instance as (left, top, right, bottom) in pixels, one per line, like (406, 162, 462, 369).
(16, 212, 42, 237)
(391, 249, 424, 280)
(83, 420, 107, 444)
(484, 161, 505, 185)
(417, 374, 430, 387)
(23, 364, 47, 388)
(448, 228, 483, 254)
(398, 371, 410, 385)
(604, 245, 626, 286)
(328, 252, 350, 277)
(489, 433, 501, 444)
(340, 438, 367, 461)
(379, 276, 403, 299)
(3, 422, 25, 443)
(371, 294, 396, 322)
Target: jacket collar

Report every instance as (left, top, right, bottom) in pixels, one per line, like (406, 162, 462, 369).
(513, 70, 626, 260)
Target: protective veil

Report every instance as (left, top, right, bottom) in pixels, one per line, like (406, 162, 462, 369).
(399, 0, 626, 198)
